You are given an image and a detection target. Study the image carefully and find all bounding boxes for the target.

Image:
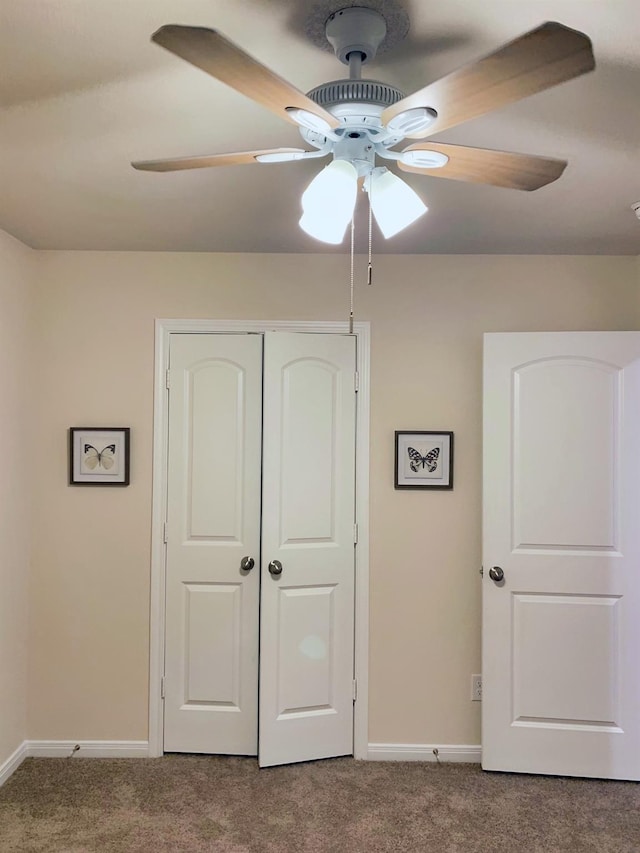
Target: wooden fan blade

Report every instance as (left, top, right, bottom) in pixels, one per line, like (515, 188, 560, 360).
(398, 142, 567, 190)
(382, 22, 594, 138)
(152, 25, 339, 130)
(132, 148, 306, 172)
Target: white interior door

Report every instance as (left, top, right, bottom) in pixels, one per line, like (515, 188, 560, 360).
(164, 333, 262, 754)
(483, 332, 640, 780)
(259, 332, 357, 767)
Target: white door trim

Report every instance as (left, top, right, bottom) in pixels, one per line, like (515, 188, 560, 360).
(149, 319, 370, 759)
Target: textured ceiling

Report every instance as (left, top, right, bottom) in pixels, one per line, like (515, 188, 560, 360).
(0, 0, 639, 254)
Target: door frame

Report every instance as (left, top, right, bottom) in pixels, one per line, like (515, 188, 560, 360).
(148, 318, 371, 759)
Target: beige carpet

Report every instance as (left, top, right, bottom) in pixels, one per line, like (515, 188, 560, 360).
(1, 755, 639, 852)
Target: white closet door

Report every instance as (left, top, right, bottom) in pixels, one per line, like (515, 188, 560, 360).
(164, 333, 262, 754)
(259, 332, 357, 767)
(483, 332, 640, 780)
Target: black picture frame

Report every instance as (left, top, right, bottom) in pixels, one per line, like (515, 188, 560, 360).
(69, 427, 130, 486)
(394, 430, 454, 490)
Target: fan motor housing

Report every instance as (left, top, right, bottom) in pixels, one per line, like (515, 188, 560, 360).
(307, 78, 405, 109)
(305, 79, 406, 147)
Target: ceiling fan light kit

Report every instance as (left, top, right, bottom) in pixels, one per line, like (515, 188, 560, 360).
(299, 160, 359, 244)
(132, 6, 595, 244)
(366, 168, 428, 238)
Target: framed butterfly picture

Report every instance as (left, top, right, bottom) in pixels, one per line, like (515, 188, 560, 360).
(69, 427, 130, 486)
(394, 431, 454, 490)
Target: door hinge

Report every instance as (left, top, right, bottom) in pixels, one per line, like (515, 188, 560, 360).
(161, 676, 165, 700)
(352, 678, 358, 702)
(354, 523, 359, 545)
(165, 369, 171, 390)
(163, 522, 168, 544)
(354, 371, 359, 393)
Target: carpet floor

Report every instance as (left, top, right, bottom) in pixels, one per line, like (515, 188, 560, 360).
(1, 756, 639, 852)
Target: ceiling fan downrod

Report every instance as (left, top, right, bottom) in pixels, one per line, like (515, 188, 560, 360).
(348, 50, 363, 80)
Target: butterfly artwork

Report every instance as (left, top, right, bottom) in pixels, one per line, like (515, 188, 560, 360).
(395, 431, 453, 490)
(70, 428, 130, 486)
(83, 443, 116, 471)
(407, 446, 440, 473)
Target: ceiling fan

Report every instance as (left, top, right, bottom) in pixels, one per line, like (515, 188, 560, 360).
(132, 6, 595, 244)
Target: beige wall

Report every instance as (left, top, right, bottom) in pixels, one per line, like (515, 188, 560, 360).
(29, 251, 639, 745)
(0, 230, 34, 767)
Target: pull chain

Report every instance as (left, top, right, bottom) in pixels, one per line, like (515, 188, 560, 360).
(367, 181, 373, 285)
(349, 216, 355, 334)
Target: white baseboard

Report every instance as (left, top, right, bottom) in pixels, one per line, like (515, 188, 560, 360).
(368, 743, 482, 763)
(0, 739, 150, 786)
(3, 738, 476, 787)
(26, 740, 149, 759)
(0, 741, 29, 787)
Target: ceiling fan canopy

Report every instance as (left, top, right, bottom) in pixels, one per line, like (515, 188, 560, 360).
(132, 6, 595, 244)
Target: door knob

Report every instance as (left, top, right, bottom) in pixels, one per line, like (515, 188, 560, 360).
(240, 556, 255, 572)
(268, 559, 283, 577)
(488, 566, 504, 583)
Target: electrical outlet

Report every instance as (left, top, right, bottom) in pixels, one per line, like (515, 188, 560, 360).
(471, 674, 482, 701)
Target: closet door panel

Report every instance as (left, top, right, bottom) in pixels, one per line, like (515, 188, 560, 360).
(259, 332, 357, 767)
(164, 333, 262, 755)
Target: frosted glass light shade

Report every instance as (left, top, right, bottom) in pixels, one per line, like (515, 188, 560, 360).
(299, 160, 358, 244)
(368, 168, 427, 238)
(299, 209, 351, 244)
